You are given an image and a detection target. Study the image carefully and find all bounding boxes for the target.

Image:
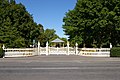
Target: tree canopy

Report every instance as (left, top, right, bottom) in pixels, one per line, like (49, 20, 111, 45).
(38, 29, 59, 47)
(0, 0, 44, 47)
(63, 0, 120, 47)
(0, 0, 69, 48)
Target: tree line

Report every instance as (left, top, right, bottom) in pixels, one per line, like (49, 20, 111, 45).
(2, 0, 119, 48)
(0, 0, 66, 48)
(63, 0, 120, 48)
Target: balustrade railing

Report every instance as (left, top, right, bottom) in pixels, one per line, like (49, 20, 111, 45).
(4, 48, 36, 57)
(3, 41, 111, 57)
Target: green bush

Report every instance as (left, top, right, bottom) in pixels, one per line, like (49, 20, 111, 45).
(110, 47, 120, 57)
(0, 48, 4, 58)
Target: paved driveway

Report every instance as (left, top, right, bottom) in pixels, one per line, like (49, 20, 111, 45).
(0, 55, 120, 80)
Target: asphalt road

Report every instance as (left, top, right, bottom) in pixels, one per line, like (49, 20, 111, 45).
(0, 55, 120, 80)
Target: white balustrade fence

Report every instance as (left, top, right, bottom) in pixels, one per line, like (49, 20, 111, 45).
(48, 47, 66, 55)
(3, 47, 110, 57)
(38, 47, 110, 57)
(4, 48, 37, 57)
(3, 42, 111, 57)
(69, 47, 76, 55)
(39, 47, 46, 55)
(78, 48, 110, 57)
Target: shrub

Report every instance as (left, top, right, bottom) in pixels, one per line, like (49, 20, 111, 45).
(110, 47, 120, 57)
(0, 48, 4, 58)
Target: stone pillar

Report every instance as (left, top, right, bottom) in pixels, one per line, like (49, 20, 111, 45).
(75, 43, 78, 55)
(38, 41, 40, 55)
(67, 41, 69, 55)
(46, 41, 49, 55)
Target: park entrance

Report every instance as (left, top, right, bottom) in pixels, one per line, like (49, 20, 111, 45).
(3, 38, 111, 57)
(38, 38, 77, 55)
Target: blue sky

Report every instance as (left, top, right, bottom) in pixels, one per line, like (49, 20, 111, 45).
(15, 0, 77, 38)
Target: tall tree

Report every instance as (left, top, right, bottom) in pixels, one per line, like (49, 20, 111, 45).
(63, 0, 120, 47)
(44, 29, 58, 42)
(0, 0, 43, 47)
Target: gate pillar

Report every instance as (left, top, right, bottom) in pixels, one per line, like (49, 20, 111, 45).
(38, 41, 40, 55)
(67, 41, 69, 55)
(75, 43, 78, 55)
(46, 42, 49, 55)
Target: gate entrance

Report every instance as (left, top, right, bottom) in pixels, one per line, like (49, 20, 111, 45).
(39, 47, 76, 55)
(38, 39, 78, 55)
(49, 47, 67, 55)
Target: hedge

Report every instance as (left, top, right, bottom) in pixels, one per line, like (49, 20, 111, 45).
(0, 48, 4, 58)
(110, 47, 120, 57)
